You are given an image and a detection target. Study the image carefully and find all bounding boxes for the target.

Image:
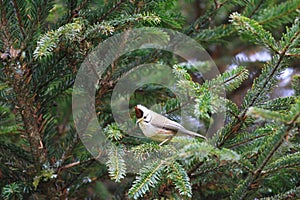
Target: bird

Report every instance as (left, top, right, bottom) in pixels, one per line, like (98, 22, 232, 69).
(135, 104, 207, 145)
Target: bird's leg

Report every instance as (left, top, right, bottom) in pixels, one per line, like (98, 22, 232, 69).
(159, 136, 173, 146)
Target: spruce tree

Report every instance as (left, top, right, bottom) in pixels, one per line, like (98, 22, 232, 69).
(1, 0, 299, 199)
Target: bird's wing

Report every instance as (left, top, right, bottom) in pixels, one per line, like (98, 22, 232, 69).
(150, 111, 206, 140)
(149, 111, 183, 132)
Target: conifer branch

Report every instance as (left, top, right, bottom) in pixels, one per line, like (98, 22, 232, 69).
(1, 1, 299, 199)
(226, 133, 269, 149)
(234, 102, 300, 199)
(57, 134, 81, 172)
(218, 54, 284, 146)
(0, 1, 12, 48)
(11, 0, 26, 38)
(259, 1, 300, 27)
(98, 0, 126, 22)
(218, 17, 299, 147)
(253, 129, 286, 177)
(11, 68, 46, 169)
(60, 158, 98, 193)
(68, 0, 89, 22)
(262, 152, 300, 175)
(248, 0, 264, 18)
(237, 124, 296, 200)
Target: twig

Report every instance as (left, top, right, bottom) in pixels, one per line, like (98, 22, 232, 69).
(98, 0, 126, 22)
(11, 0, 26, 39)
(218, 30, 299, 147)
(68, 0, 89, 22)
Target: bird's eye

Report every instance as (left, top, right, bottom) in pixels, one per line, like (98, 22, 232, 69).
(143, 114, 151, 123)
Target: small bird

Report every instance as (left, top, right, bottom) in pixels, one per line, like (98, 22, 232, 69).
(135, 104, 206, 145)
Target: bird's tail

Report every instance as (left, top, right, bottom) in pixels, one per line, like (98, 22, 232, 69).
(185, 130, 207, 140)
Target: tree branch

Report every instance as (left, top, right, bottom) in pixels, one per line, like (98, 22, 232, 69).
(12, 0, 26, 39)
(98, 0, 126, 22)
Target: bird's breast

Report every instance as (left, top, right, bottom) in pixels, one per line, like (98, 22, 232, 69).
(138, 122, 175, 141)
(138, 122, 157, 138)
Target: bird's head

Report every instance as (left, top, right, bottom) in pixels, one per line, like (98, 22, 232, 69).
(135, 104, 151, 124)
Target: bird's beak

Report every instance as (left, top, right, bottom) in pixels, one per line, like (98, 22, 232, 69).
(136, 118, 142, 125)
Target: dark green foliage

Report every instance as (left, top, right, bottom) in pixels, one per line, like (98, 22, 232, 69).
(1, 0, 299, 199)
(106, 144, 126, 182)
(166, 161, 192, 197)
(230, 13, 278, 52)
(292, 75, 300, 96)
(128, 161, 166, 199)
(1, 182, 23, 200)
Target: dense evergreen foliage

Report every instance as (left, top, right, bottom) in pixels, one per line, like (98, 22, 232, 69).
(0, 0, 299, 199)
